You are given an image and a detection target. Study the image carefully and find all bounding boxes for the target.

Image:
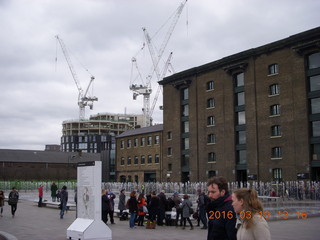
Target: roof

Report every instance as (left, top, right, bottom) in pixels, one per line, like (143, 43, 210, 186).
(117, 124, 163, 138)
(159, 26, 320, 85)
(0, 149, 100, 163)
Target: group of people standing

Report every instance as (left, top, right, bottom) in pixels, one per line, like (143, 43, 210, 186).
(0, 187, 19, 218)
(101, 188, 116, 225)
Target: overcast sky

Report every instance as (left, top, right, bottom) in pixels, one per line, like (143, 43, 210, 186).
(0, 0, 319, 150)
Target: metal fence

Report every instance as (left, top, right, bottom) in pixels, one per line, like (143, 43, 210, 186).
(1, 180, 319, 200)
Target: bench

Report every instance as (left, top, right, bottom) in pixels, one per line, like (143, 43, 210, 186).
(34, 200, 76, 210)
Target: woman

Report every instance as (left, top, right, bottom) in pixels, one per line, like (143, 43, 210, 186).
(118, 189, 126, 217)
(8, 187, 19, 218)
(232, 188, 271, 240)
(137, 193, 147, 226)
(127, 190, 138, 229)
(0, 190, 4, 217)
(181, 194, 193, 230)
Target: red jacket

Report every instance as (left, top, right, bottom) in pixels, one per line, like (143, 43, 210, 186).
(38, 187, 43, 197)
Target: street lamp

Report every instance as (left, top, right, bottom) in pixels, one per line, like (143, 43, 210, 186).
(67, 155, 76, 180)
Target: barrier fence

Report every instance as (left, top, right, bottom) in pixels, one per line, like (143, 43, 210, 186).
(1, 180, 319, 200)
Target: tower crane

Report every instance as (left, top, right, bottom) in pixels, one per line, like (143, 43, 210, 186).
(130, 0, 187, 127)
(56, 35, 98, 120)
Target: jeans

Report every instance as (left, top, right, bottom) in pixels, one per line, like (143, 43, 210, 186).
(199, 207, 208, 227)
(130, 212, 136, 228)
(60, 202, 67, 218)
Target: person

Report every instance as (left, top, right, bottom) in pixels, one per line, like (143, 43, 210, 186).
(137, 193, 147, 226)
(207, 176, 237, 240)
(232, 188, 271, 240)
(59, 185, 68, 219)
(147, 191, 159, 229)
(118, 189, 126, 217)
(8, 187, 19, 218)
(56, 189, 61, 202)
(172, 191, 183, 227)
(38, 184, 43, 207)
(51, 182, 58, 202)
(127, 190, 138, 229)
(101, 189, 111, 224)
(157, 190, 167, 226)
(181, 194, 193, 230)
(196, 189, 208, 229)
(0, 190, 4, 217)
(107, 189, 116, 224)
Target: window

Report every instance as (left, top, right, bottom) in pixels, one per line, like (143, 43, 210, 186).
(235, 72, 244, 87)
(208, 170, 216, 178)
(182, 138, 189, 150)
(134, 156, 138, 164)
(134, 138, 138, 147)
(268, 64, 279, 75)
(182, 121, 189, 133)
(309, 75, 320, 92)
(236, 92, 245, 106)
(269, 84, 280, 95)
(208, 152, 216, 162)
(206, 81, 214, 90)
(120, 157, 125, 165)
(167, 147, 172, 156)
(271, 125, 282, 137)
(182, 88, 189, 100)
(207, 116, 215, 126)
(207, 98, 215, 108)
(272, 168, 282, 182)
(207, 134, 216, 144)
(155, 154, 160, 164)
(237, 131, 246, 144)
(311, 144, 320, 161)
(141, 155, 145, 164)
(140, 137, 145, 146)
(154, 135, 160, 144)
(127, 157, 131, 165)
(167, 131, 172, 140)
(270, 104, 281, 116)
(308, 52, 320, 69)
(181, 154, 189, 168)
(182, 104, 189, 116)
(312, 121, 320, 137)
(311, 98, 320, 114)
(127, 139, 131, 148)
(237, 111, 246, 125)
(168, 163, 172, 171)
(120, 140, 124, 149)
(148, 155, 152, 164)
(271, 147, 282, 158)
(237, 150, 247, 164)
(147, 136, 152, 145)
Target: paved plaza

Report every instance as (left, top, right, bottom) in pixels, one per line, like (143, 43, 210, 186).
(0, 197, 319, 240)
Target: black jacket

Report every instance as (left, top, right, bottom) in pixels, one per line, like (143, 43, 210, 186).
(207, 194, 237, 240)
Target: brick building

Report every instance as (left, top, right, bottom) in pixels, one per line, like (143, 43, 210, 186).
(116, 125, 163, 182)
(159, 27, 320, 182)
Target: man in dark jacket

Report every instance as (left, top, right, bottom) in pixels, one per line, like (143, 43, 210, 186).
(207, 176, 237, 240)
(59, 186, 68, 219)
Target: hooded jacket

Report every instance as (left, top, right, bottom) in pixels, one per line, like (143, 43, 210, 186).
(207, 193, 237, 240)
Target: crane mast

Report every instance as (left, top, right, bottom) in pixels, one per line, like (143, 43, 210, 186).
(130, 0, 187, 127)
(56, 35, 98, 120)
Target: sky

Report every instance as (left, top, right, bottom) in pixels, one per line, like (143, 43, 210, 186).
(0, 0, 319, 151)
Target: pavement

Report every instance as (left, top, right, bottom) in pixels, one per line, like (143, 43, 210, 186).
(0, 191, 319, 240)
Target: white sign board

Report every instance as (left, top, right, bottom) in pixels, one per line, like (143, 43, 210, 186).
(67, 161, 112, 240)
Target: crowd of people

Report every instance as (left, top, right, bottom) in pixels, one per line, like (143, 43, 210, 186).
(100, 176, 271, 240)
(0, 176, 272, 239)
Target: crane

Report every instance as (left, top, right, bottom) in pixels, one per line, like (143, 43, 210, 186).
(56, 35, 98, 120)
(130, 0, 187, 127)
